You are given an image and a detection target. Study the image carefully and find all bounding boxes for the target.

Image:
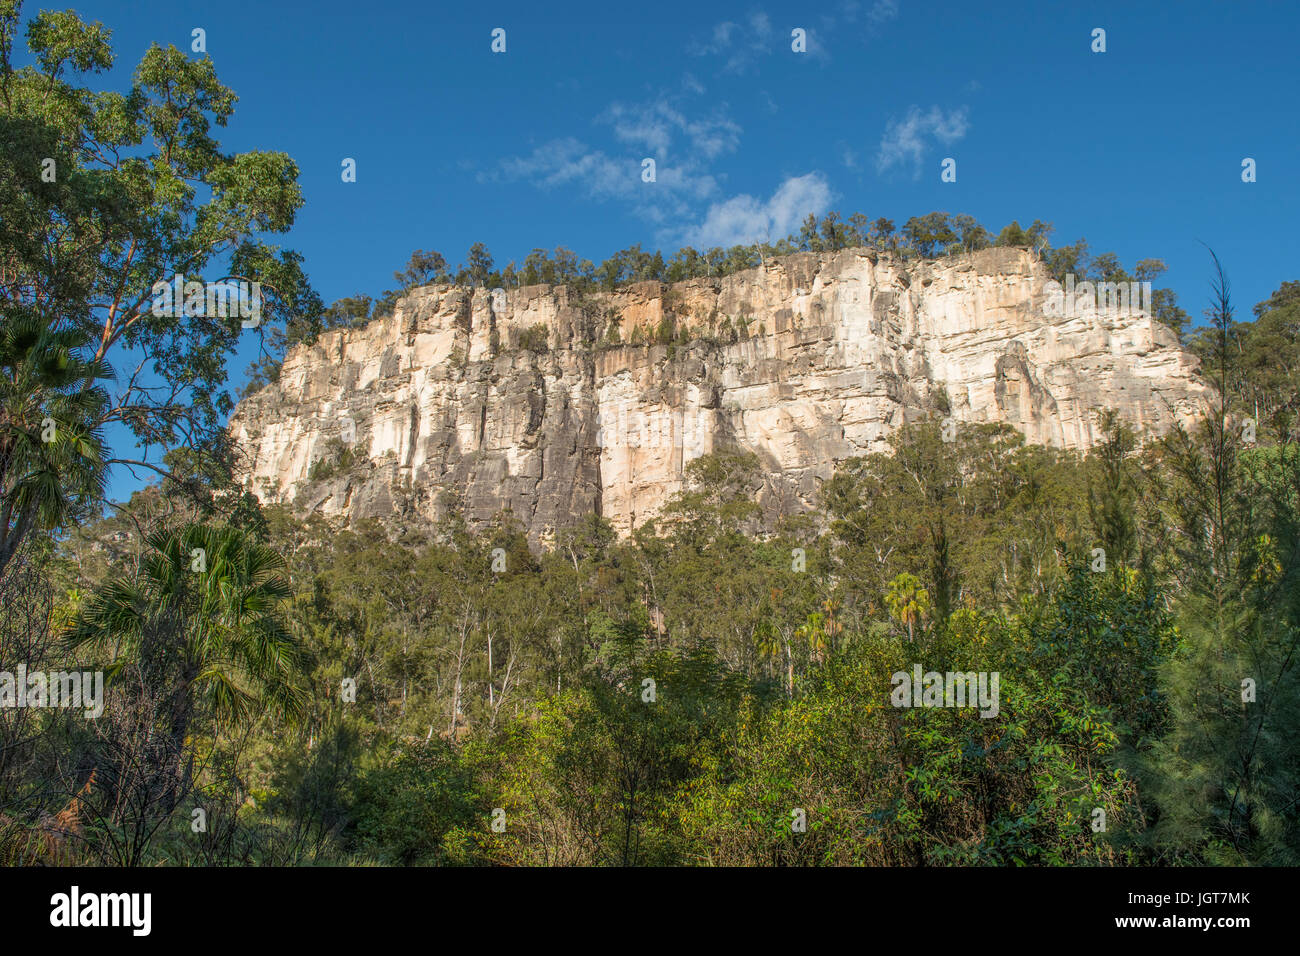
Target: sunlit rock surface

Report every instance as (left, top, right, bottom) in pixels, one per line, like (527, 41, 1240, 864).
(230, 247, 1211, 544)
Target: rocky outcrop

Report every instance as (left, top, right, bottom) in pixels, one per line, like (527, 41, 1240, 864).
(229, 247, 1212, 544)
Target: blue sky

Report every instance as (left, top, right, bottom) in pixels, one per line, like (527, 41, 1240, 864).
(40, 0, 1299, 501)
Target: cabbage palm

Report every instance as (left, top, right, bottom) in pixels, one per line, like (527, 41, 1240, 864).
(66, 523, 305, 752)
(0, 315, 110, 579)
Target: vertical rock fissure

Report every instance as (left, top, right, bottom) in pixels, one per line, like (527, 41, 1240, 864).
(229, 247, 1213, 544)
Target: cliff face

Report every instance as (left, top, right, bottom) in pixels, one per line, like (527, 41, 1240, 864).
(229, 247, 1211, 543)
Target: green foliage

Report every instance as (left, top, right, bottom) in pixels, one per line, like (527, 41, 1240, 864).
(515, 324, 549, 352)
(66, 522, 306, 728)
(0, 0, 320, 488)
(1088, 410, 1141, 568)
(1189, 279, 1300, 439)
(351, 739, 478, 864)
(679, 605, 1143, 866)
(17, 378, 1300, 866)
(0, 315, 110, 577)
(307, 437, 361, 482)
(1138, 259, 1300, 865)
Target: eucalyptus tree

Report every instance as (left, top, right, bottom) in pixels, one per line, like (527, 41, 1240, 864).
(0, 0, 321, 562)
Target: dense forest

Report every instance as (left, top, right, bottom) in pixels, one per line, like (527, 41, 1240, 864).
(6, 269, 1300, 866)
(2, 2, 1298, 867)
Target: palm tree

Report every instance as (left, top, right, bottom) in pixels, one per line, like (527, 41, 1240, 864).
(65, 523, 305, 799)
(884, 572, 931, 643)
(0, 316, 110, 579)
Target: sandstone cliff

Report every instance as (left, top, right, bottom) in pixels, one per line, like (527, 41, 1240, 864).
(229, 246, 1212, 544)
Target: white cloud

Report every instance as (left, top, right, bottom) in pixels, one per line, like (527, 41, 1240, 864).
(486, 89, 744, 224)
(875, 105, 969, 177)
(602, 99, 741, 162)
(868, 0, 900, 25)
(834, 0, 900, 28)
(690, 10, 778, 74)
(681, 72, 706, 95)
(494, 138, 638, 200)
(681, 172, 833, 249)
(486, 74, 836, 250)
(691, 3, 901, 73)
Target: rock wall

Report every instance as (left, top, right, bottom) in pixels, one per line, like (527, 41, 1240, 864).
(229, 246, 1211, 543)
